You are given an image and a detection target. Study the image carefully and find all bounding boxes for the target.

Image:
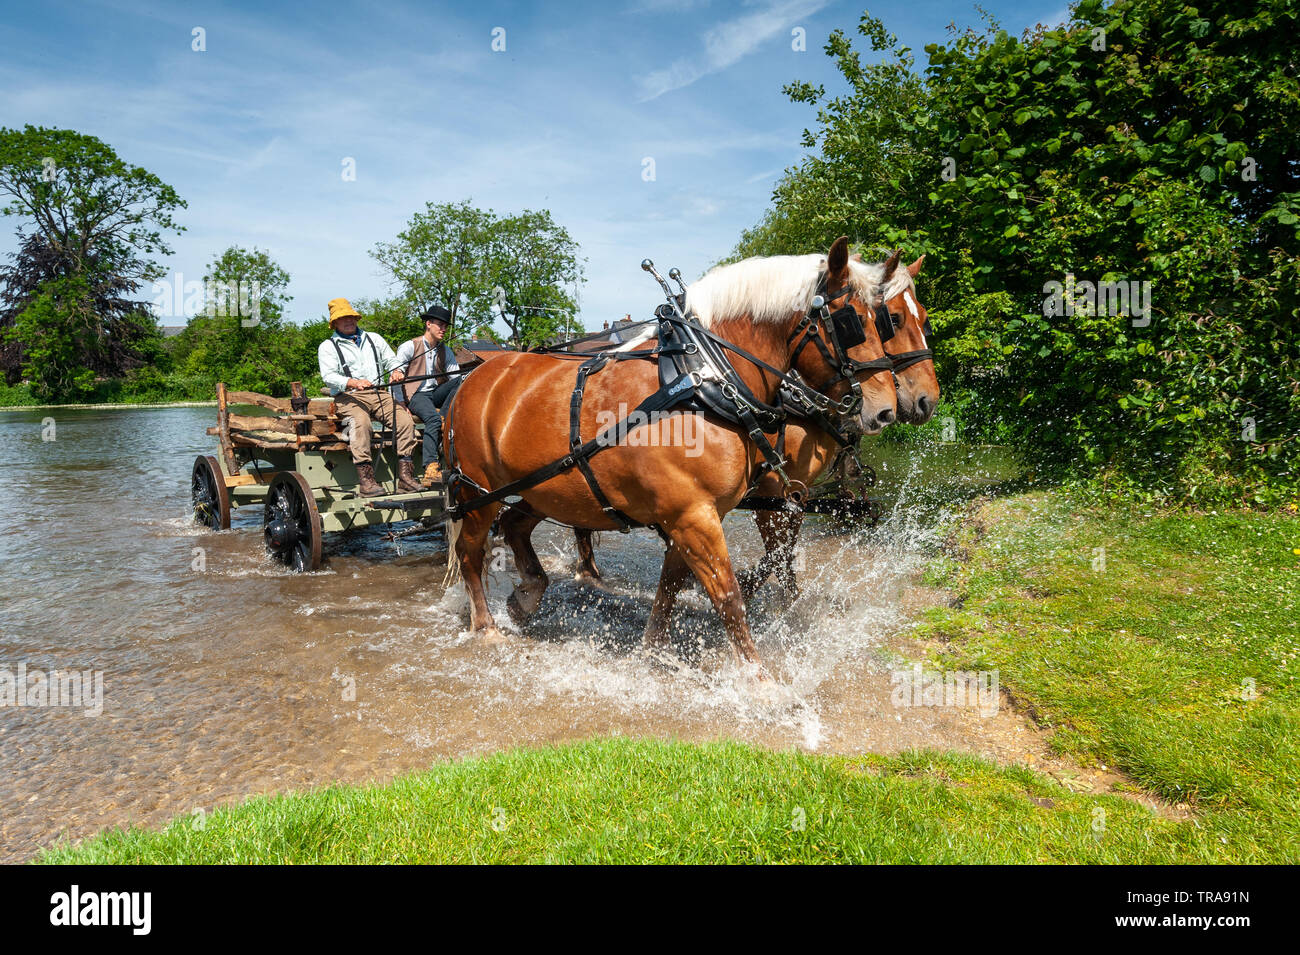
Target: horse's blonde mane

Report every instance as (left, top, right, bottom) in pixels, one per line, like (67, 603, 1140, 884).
(685, 252, 915, 328)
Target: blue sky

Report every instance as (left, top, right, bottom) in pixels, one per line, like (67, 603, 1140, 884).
(0, 0, 1072, 332)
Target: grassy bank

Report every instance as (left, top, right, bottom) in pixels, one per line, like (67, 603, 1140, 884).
(921, 492, 1300, 862)
(42, 738, 1210, 864)
(40, 490, 1299, 864)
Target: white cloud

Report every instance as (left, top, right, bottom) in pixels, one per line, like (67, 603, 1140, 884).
(635, 0, 828, 101)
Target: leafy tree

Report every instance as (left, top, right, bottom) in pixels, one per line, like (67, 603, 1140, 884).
(372, 200, 585, 347)
(740, 0, 1300, 505)
(371, 200, 497, 329)
(486, 209, 585, 347)
(0, 234, 161, 398)
(0, 126, 184, 396)
(0, 126, 185, 281)
(172, 246, 297, 394)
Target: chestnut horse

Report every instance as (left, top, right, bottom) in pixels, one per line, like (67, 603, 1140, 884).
(443, 238, 895, 678)
(572, 250, 940, 601)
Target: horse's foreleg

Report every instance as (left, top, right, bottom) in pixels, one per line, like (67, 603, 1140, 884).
(768, 508, 804, 601)
(643, 542, 692, 649)
(501, 504, 548, 624)
(573, 528, 605, 588)
(456, 505, 506, 642)
(739, 508, 802, 601)
(666, 509, 767, 676)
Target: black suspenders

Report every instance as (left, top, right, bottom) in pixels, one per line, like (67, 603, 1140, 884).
(331, 334, 384, 384)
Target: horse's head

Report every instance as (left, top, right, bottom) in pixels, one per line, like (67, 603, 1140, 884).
(791, 236, 899, 436)
(684, 241, 898, 433)
(868, 250, 940, 424)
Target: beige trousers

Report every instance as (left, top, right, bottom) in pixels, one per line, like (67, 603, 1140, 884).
(334, 390, 417, 464)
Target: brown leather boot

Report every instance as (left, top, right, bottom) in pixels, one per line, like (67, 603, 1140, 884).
(355, 462, 384, 497)
(421, 461, 443, 488)
(397, 457, 421, 493)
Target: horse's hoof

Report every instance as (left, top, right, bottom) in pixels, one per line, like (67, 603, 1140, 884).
(573, 571, 611, 592)
(506, 588, 543, 623)
(745, 668, 793, 707)
(642, 647, 684, 673)
(478, 626, 510, 645)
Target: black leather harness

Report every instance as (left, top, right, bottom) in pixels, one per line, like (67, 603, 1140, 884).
(441, 292, 891, 530)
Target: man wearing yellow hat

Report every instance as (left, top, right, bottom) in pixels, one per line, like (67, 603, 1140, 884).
(318, 298, 421, 496)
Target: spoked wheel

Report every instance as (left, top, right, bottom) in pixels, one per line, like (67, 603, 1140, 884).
(191, 454, 231, 530)
(263, 472, 322, 572)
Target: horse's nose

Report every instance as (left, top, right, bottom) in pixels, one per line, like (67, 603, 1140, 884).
(916, 394, 933, 418)
(873, 407, 896, 429)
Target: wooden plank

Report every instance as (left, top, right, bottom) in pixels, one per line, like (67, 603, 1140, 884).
(290, 382, 310, 440)
(215, 383, 240, 476)
(229, 413, 295, 433)
(229, 433, 297, 451)
(230, 414, 339, 436)
(226, 391, 292, 412)
(223, 473, 266, 487)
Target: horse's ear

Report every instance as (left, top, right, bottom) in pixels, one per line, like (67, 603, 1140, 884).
(882, 249, 902, 279)
(907, 254, 926, 277)
(827, 236, 850, 275)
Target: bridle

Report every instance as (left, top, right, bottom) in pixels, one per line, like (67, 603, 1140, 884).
(872, 283, 935, 374)
(786, 277, 895, 424)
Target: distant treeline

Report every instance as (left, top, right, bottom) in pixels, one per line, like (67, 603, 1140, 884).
(0, 125, 585, 405)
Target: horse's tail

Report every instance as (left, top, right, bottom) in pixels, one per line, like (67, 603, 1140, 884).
(442, 516, 463, 587)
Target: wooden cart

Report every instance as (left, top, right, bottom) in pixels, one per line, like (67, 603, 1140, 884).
(189, 381, 445, 571)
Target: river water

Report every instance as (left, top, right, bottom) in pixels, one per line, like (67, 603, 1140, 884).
(0, 405, 1017, 862)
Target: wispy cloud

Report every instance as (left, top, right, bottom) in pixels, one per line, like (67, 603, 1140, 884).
(2, 0, 1063, 329)
(635, 0, 829, 101)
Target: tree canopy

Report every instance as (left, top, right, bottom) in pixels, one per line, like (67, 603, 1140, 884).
(736, 0, 1299, 506)
(0, 126, 185, 398)
(372, 199, 585, 347)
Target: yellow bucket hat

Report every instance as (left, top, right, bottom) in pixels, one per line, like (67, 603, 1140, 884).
(328, 297, 362, 328)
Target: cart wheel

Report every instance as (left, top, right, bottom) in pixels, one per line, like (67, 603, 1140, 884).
(263, 472, 322, 572)
(191, 455, 231, 530)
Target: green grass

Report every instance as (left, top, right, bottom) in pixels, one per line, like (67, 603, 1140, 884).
(43, 737, 1217, 864)
(920, 491, 1300, 862)
(41, 489, 1300, 864)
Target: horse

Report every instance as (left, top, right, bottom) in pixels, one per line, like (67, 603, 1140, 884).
(441, 237, 896, 680)
(572, 250, 939, 602)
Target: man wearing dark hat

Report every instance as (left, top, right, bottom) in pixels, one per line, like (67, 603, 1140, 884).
(390, 304, 460, 487)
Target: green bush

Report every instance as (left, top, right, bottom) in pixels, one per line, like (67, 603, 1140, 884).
(737, 0, 1300, 506)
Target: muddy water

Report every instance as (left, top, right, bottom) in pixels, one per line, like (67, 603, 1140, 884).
(0, 407, 1018, 862)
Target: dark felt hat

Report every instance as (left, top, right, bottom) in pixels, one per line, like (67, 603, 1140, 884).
(421, 304, 452, 326)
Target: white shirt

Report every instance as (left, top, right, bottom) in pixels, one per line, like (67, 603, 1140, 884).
(391, 337, 459, 399)
(318, 331, 402, 395)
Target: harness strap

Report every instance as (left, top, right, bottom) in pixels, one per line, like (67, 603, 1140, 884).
(890, 348, 934, 373)
(446, 370, 701, 523)
(570, 357, 639, 531)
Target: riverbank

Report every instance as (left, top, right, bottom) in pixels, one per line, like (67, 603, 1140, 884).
(39, 488, 1298, 863)
(0, 401, 216, 412)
